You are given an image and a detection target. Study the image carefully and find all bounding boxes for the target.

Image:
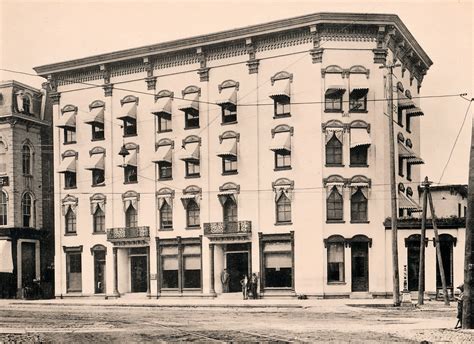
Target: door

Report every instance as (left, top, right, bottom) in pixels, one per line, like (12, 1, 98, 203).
(226, 252, 248, 292)
(130, 256, 147, 292)
(351, 243, 369, 292)
(94, 251, 106, 294)
(21, 242, 36, 288)
(436, 240, 453, 288)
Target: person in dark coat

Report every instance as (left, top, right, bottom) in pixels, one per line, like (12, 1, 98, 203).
(250, 273, 258, 299)
(455, 284, 464, 329)
(221, 268, 230, 293)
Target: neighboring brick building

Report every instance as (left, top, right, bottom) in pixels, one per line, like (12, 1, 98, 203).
(0, 80, 54, 298)
(35, 13, 435, 299)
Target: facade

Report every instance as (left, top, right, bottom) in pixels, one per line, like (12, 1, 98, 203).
(34, 13, 435, 299)
(0, 80, 54, 298)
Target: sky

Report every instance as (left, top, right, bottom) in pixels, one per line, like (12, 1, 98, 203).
(1, 0, 472, 185)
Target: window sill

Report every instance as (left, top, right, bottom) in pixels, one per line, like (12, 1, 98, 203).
(349, 110, 368, 114)
(64, 186, 77, 190)
(398, 123, 404, 128)
(91, 137, 105, 142)
(184, 126, 200, 130)
(274, 166, 292, 171)
(185, 175, 200, 179)
(186, 226, 201, 230)
(92, 231, 106, 235)
(407, 177, 412, 182)
(157, 129, 173, 134)
(63, 141, 77, 145)
(398, 173, 404, 178)
(159, 228, 174, 231)
(406, 129, 412, 134)
(327, 282, 346, 285)
(350, 220, 370, 224)
(325, 164, 344, 168)
(324, 110, 343, 114)
(92, 183, 106, 188)
(349, 164, 369, 168)
(159, 177, 173, 181)
(275, 222, 292, 226)
(221, 121, 238, 126)
(124, 181, 138, 185)
(326, 220, 345, 224)
(64, 232, 77, 236)
(273, 114, 291, 119)
(123, 133, 137, 138)
(222, 171, 238, 176)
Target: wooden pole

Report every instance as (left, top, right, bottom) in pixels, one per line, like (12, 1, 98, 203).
(427, 190, 450, 305)
(417, 177, 430, 305)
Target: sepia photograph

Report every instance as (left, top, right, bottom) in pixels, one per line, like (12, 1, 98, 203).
(0, 0, 473, 342)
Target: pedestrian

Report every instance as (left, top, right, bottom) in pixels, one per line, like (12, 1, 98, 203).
(240, 275, 249, 300)
(250, 273, 258, 299)
(454, 284, 464, 329)
(221, 268, 230, 293)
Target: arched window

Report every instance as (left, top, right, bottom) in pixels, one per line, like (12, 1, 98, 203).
(22, 145, 31, 175)
(160, 202, 173, 229)
(0, 191, 7, 225)
(125, 204, 138, 228)
(327, 186, 343, 221)
(65, 207, 76, 234)
(93, 207, 105, 233)
(276, 193, 291, 223)
(326, 135, 343, 165)
(186, 200, 200, 228)
(351, 188, 368, 222)
(223, 198, 237, 224)
(22, 193, 33, 227)
(0, 142, 6, 174)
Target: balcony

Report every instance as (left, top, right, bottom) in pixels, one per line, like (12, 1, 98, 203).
(203, 221, 252, 238)
(107, 226, 150, 245)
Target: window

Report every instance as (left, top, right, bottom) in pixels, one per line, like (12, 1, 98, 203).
(185, 109, 199, 129)
(276, 193, 291, 223)
(160, 242, 202, 291)
(397, 108, 404, 126)
(66, 252, 82, 292)
(125, 204, 138, 228)
(161, 246, 179, 288)
(325, 90, 343, 112)
(93, 208, 105, 233)
(92, 123, 104, 140)
(406, 115, 412, 132)
(92, 169, 105, 186)
(65, 207, 76, 234)
(349, 93, 367, 112)
(185, 161, 200, 177)
(22, 145, 31, 175)
(64, 171, 77, 188)
(398, 157, 404, 177)
(326, 135, 343, 166)
(223, 198, 237, 224)
(0, 192, 7, 225)
(350, 146, 368, 166)
(327, 187, 343, 221)
(64, 128, 76, 144)
(262, 240, 293, 288)
(23, 96, 31, 114)
(407, 163, 412, 181)
(186, 200, 200, 228)
(183, 245, 201, 288)
(157, 113, 172, 132)
(22, 193, 32, 227)
(123, 118, 137, 136)
(124, 165, 137, 183)
(160, 202, 173, 229)
(327, 242, 345, 283)
(222, 156, 237, 174)
(351, 188, 368, 222)
(275, 150, 291, 169)
(274, 98, 291, 117)
(221, 104, 237, 124)
(158, 162, 172, 180)
(0, 142, 6, 174)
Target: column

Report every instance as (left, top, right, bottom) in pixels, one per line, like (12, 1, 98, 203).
(146, 246, 151, 297)
(113, 247, 119, 297)
(209, 243, 215, 295)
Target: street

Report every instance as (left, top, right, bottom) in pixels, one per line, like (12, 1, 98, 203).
(0, 300, 473, 343)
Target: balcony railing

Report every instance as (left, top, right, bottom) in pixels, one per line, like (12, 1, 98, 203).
(107, 226, 150, 241)
(203, 221, 252, 236)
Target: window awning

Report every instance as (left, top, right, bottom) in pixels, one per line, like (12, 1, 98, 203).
(153, 145, 172, 163)
(269, 79, 291, 101)
(58, 156, 76, 173)
(406, 107, 424, 117)
(397, 90, 415, 109)
(178, 93, 199, 112)
(178, 142, 200, 161)
(84, 107, 105, 124)
(217, 190, 237, 206)
(349, 182, 369, 188)
(117, 102, 137, 120)
(216, 138, 237, 157)
(151, 97, 172, 115)
(350, 128, 371, 148)
(349, 74, 369, 98)
(398, 143, 423, 164)
(84, 154, 105, 170)
(216, 88, 237, 106)
(0, 240, 13, 273)
(269, 132, 291, 152)
(56, 112, 76, 128)
(123, 150, 137, 167)
(398, 191, 421, 211)
(180, 193, 200, 207)
(325, 73, 346, 93)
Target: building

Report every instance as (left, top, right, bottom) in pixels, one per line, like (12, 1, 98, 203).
(34, 13, 436, 299)
(0, 80, 54, 298)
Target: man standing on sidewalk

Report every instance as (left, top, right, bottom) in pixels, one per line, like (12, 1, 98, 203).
(221, 269, 230, 293)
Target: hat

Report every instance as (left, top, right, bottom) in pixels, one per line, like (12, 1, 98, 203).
(457, 284, 464, 290)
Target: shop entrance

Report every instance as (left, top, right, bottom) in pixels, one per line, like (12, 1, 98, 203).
(351, 242, 369, 292)
(130, 248, 148, 293)
(225, 243, 250, 293)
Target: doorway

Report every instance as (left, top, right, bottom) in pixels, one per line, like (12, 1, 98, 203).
(21, 242, 36, 289)
(224, 243, 250, 293)
(94, 251, 106, 294)
(406, 235, 421, 291)
(436, 235, 454, 289)
(351, 242, 369, 292)
(130, 255, 147, 293)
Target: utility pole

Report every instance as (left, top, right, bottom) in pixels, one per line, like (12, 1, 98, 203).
(427, 189, 450, 306)
(380, 61, 401, 306)
(463, 107, 474, 328)
(417, 177, 430, 305)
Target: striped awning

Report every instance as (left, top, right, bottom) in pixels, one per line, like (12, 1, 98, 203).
(123, 150, 137, 167)
(117, 102, 137, 120)
(398, 143, 424, 164)
(56, 112, 76, 128)
(0, 240, 13, 273)
(406, 107, 424, 117)
(398, 191, 421, 211)
(84, 154, 105, 170)
(216, 88, 237, 106)
(153, 145, 172, 163)
(350, 128, 371, 148)
(349, 74, 369, 98)
(151, 97, 172, 115)
(84, 106, 105, 124)
(178, 93, 199, 112)
(397, 90, 415, 109)
(325, 73, 346, 95)
(269, 132, 291, 152)
(269, 79, 291, 100)
(58, 156, 76, 173)
(216, 138, 237, 158)
(178, 142, 200, 161)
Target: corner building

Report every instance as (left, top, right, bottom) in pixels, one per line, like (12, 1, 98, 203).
(34, 13, 433, 298)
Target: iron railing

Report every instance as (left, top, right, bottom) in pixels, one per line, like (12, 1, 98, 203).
(203, 221, 252, 236)
(107, 226, 150, 240)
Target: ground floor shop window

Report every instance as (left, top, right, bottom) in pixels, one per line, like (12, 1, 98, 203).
(64, 246, 83, 293)
(259, 232, 294, 290)
(327, 241, 345, 283)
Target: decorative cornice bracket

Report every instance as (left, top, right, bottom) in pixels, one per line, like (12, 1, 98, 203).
(245, 38, 259, 74)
